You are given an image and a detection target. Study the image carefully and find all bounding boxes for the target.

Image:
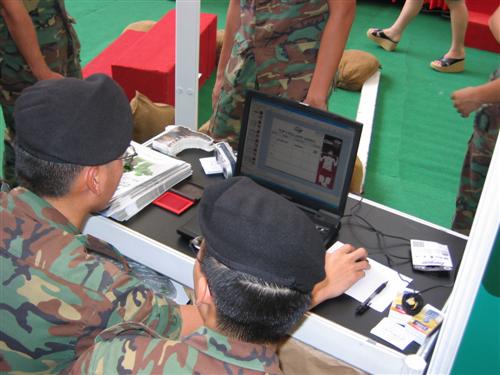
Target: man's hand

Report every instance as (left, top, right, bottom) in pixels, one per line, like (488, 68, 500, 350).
(451, 86, 482, 118)
(303, 91, 328, 111)
(311, 244, 369, 308)
(33, 67, 64, 81)
(0, 0, 64, 83)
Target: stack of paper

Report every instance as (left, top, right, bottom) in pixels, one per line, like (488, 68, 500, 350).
(152, 125, 215, 156)
(101, 141, 192, 221)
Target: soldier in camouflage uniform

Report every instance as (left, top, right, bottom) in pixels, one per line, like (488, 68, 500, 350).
(70, 177, 369, 374)
(0, 0, 81, 184)
(451, 7, 500, 235)
(209, 0, 355, 147)
(0, 75, 201, 373)
(451, 69, 499, 235)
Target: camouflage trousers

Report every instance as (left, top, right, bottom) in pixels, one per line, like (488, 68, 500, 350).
(209, 56, 258, 148)
(0, 29, 81, 185)
(452, 103, 499, 235)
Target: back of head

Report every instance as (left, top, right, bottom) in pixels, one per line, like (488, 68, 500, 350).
(13, 74, 133, 197)
(198, 177, 326, 343)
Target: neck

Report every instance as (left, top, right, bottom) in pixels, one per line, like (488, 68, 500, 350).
(202, 312, 277, 351)
(199, 307, 219, 332)
(44, 195, 89, 231)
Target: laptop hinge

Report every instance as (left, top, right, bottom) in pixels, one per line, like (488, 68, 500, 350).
(317, 209, 340, 224)
(293, 202, 317, 215)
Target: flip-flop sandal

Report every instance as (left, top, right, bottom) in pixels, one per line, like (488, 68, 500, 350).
(366, 28, 398, 51)
(430, 56, 465, 73)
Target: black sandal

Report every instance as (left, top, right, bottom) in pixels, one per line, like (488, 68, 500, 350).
(366, 28, 398, 51)
(430, 56, 465, 73)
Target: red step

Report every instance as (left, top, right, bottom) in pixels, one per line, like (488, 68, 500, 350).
(82, 30, 145, 78)
(465, 7, 500, 53)
(112, 10, 217, 105)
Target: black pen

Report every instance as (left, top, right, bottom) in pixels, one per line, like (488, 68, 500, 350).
(355, 281, 388, 315)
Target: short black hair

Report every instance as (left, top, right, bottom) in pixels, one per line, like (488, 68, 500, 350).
(15, 145, 83, 198)
(200, 253, 311, 344)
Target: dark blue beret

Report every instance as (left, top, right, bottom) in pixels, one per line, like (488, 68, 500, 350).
(199, 176, 326, 293)
(14, 74, 132, 165)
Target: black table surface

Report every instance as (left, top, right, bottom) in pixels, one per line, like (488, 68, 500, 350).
(121, 149, 467, 356)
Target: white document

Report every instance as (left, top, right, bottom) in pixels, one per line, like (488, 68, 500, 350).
(328, 241, 412, 312)
(200, 156, 223, 175)
(370, 318, 415, 350)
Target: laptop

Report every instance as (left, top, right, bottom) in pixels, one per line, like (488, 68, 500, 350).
(178, 90, 362, 248)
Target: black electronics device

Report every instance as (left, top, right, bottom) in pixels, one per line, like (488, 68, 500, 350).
(177, 214, 202, 239)
(177, 91, 362, 248)
(170, 181, 204, 201)
(236, 90, 362, 247)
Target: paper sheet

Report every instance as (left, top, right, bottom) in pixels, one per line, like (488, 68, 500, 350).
(370, 318, 415, 350)
(199, 157, 223, 175)
(328, 241, 412, 312)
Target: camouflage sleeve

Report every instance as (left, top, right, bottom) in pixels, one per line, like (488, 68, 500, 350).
(101, 267, 183, 340)
(69, 323, 195, 375)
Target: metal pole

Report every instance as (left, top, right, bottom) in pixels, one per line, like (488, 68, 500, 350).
(175, 0, 200, 129)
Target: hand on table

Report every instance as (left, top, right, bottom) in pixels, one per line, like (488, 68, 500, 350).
(312, 244, 369, 307)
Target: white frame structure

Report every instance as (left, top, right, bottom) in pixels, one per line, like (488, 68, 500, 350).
(355, 70, 380, 192)
(428, 138, 499, 374)
(174, 1, 200, 129)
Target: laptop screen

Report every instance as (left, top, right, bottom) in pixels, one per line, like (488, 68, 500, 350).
(236, 90, 362, 216)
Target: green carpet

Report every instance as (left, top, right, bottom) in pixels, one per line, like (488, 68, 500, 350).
(0, 1, 498, 372)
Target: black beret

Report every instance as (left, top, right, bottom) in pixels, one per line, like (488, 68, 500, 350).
(14, 74, 133, 165)
(199, 176, 326, 293)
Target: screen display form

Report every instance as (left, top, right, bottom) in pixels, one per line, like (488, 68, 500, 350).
(239, 96, 359, 212)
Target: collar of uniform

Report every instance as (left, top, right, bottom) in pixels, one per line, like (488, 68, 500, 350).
(183, 327, 281, 373)
(8, 187, 80, 235)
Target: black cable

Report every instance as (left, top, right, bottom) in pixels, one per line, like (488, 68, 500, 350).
(418, 268, 456, 295)
(343, 212, 411, 245)
(343, 198, 457, 290)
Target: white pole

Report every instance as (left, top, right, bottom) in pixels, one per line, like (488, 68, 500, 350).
(175, 0, 200, 130)
(428, 138, 500, 374)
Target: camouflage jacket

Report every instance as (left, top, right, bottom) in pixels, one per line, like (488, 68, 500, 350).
(0, 0, 81, 92)
(0, 188, 182, 374)
(248, 0, 328, 98)
(70, 322, 282, 375)
(210, 0, 328, 145)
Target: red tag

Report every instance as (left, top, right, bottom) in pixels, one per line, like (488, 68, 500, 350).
(153, 191, 195, 215)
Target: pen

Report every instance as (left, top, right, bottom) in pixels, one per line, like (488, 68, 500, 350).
(355, 281, 388, 315)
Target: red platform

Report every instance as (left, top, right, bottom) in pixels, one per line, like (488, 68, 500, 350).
(112, 10, 217, 105)
(82, 30, 145, 78)
(83, 10, 217, 105)
(465, 0, 499, 53)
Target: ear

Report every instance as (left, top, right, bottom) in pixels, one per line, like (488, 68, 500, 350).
(84, 166, 102, 196)
(194, 273, 213, 306)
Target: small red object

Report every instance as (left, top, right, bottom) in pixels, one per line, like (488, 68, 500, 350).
(153, 191, 195, 215)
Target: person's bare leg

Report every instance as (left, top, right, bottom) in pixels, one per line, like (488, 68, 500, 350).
(444, 0, 468, 59)
(373, 0, 425, 42)
(430, 0, 467, 71)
